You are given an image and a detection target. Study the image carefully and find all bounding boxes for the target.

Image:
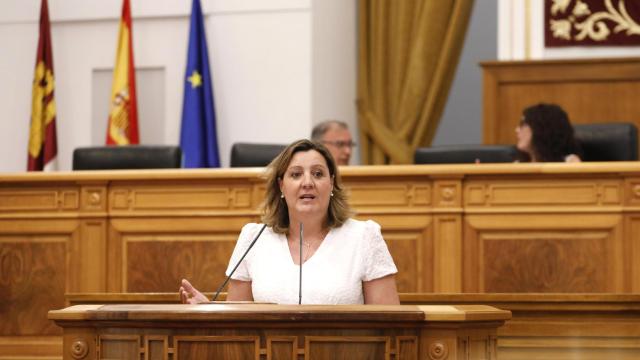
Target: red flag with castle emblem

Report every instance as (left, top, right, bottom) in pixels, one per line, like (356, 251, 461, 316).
(27, 0, 58, 171)
(106, 0, 139, 145)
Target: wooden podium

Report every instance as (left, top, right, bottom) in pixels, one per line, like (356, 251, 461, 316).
(48, 303, 510, 360)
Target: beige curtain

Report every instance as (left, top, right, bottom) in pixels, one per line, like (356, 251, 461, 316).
(357, 0, 475, 164)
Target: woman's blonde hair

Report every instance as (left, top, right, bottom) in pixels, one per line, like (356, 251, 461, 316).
(261, 139, 351, 234)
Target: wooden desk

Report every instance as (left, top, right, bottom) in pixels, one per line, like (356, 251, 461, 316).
(48, 303, 509, 360)
(64, 292, 640, 360)
(481, 57, 640, 148)
(3, 163, 640, 358)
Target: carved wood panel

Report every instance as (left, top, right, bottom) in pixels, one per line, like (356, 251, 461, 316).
(109, 217, 258, 292)
(629, 215, 640, 292)
(345, 179, 433, 216)
(305, 336, 389, 359)
(267, 336, 297, 360)
(125, 236, 239, 292)
(433, 215, 462, 293)
(109, 181, 260, 215)
(0, 217, 88, 340)
(99, 335, 139, 359)
(396, 336, 418, 360)
(358, 214, 433, 293)
(0, 186, 80, 213)
(87, 332, 425, 360)
(465, 178, 623, 208)
(463, 214, 624, 293)
(146, 336, 168, 360)
(174, 336, 260, 360)
(0, 234, 66, 336)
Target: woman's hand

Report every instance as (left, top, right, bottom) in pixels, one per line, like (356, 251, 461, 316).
(179, 279, 210, 304)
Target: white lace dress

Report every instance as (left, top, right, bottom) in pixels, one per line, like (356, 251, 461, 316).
(225, 219, 398, 304)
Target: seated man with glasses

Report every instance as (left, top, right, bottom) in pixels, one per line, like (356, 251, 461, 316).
(311, 120, 355, 166)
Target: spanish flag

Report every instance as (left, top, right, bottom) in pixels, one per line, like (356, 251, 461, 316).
(27, 0, 58, 171)
(106, 0, 139, 145)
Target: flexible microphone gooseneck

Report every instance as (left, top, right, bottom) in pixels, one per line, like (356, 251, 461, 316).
(298, 222, 303, 305)
(212, 223, 268, 301)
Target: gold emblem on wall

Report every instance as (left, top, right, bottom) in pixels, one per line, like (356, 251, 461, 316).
(546, 0, 640, 45)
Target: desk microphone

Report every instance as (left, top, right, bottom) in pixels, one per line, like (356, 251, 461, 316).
(298, 222, 303, 305)
(212, 223, 267, 301)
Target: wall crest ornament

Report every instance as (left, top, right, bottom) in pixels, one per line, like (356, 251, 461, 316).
(546, 0, 640, 46)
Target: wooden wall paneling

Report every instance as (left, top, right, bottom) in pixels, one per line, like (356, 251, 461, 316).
(107, 178, 262, 293)
(146, 335, 169, 360)
(356, 213, 433, 293)
(106, 221, 123, 293)
(266, 336, 297, 360)
(481, 58, 640, 149)
(499, 307, 640, 360)
(0, 219, 79, 358)
(4, 165, 640, 359)
(628, 215, 640, 292)
(463, 213, 623, 293)
(110, 216, 256, 293)
(346, 177, 432, 211)
(0, 184, 80, 214)
(71, 220, 107, 293)
(305, 336, 389, 359)
(462, 218, 481, 293)
(60, 328, 95, 360)
(400, 294, 640, 360)
(419, 329, 460, 360)
(108, 179, 263, 216)
(99, 334, 140, 359)
(464, 176, 623, 209)
(346, 177, 434, 293)
(624, 177, 640, 292)
(0, 181, 87, 358)
(174, 336, 260, 359)
(432, 179, 463, 293)
(69, 182, 109, 294)
(79, 184, 107, 213)
(463, 175, 627, 293)
(433, 215, 462, 293)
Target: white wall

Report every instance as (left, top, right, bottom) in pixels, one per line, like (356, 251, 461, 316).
(311, 0, 358, 164)
(0, 0, 357, 172)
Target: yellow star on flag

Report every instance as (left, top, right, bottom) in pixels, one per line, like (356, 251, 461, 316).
(187, 70, 202, 89)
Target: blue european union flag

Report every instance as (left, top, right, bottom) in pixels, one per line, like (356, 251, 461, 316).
(180, 0, 220, 168)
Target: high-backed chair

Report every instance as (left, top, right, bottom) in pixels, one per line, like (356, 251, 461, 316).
(230, 143, 286, 167)
(573, 122, 638, 161)
(414, 144, 517, 164)
(72, 145, 182, 170)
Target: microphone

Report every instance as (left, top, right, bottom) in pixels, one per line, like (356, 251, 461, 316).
(298, 222, 303, 305)
(212, 223, 267, 301)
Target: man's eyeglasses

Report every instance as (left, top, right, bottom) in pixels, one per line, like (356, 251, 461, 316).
(322, 140, 357, 149)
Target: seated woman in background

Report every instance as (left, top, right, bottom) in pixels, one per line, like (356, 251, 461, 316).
(179, 139, 400, 305)
(515, 103, 582, 162)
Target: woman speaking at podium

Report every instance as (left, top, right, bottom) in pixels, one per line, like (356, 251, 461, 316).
(179, 139, 399, 305)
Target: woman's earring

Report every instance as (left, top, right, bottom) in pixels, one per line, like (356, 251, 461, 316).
(330, 191, 334, 197)
(280, 193, 285, 199)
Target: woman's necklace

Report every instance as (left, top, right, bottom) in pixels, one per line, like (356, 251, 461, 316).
(290, 228, 329, 263)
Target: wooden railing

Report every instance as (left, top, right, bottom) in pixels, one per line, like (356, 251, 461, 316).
(2, 162, 640, 358)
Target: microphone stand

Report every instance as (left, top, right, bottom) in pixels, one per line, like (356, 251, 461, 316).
(299, 222, 303, 305)
(212, 223, 267, 301)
